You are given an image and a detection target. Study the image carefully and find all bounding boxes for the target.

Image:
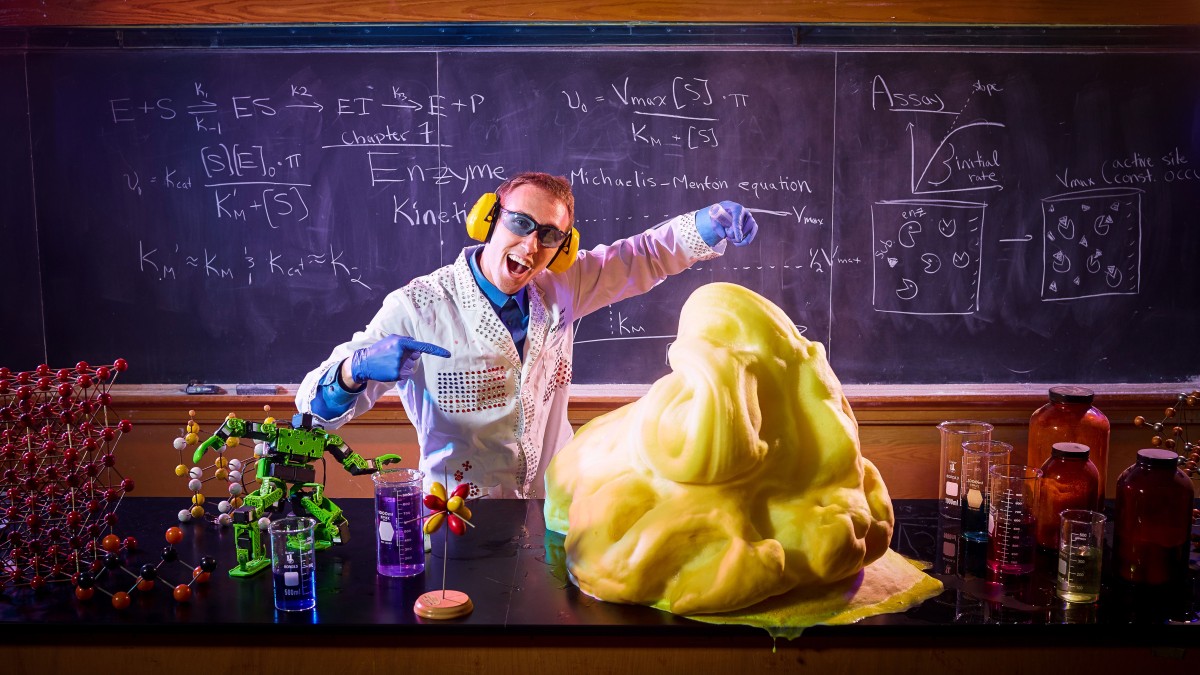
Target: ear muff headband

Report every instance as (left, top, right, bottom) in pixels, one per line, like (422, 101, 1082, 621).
(466, 193, 499, 242)
(466, 191, 579, 273)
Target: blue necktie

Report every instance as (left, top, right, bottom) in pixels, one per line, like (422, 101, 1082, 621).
(500, 297, 526, 355)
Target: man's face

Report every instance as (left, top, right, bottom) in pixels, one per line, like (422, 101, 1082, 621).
(478, 184, 572, 295)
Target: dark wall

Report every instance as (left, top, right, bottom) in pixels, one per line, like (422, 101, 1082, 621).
(9, 45, 1200, 385)
(1, 52, 43, 370)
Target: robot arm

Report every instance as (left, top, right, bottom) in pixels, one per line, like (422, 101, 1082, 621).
(326, 439, 401, 476)
(192, 416, 251, 464)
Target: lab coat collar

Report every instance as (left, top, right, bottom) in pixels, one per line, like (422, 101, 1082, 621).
(466, 246, 528, 319)
(453, 246, 548, 370)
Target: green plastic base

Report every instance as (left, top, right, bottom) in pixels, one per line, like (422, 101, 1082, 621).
(228, 558, 271, 578)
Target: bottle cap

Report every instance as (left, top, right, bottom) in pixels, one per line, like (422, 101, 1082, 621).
(1051, 442, 1090, 459)
(1135, 448, 1181, 468)
(1048, 386, 1095, 404)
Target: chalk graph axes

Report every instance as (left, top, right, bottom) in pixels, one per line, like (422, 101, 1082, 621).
(908, 120, 1007, 196)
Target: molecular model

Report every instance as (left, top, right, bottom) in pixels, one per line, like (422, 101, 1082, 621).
(1133, 389, 1200, 480)
(171, 407, 265, 527)
(0, 360, 135, 594)
(73, 524, 217, 609)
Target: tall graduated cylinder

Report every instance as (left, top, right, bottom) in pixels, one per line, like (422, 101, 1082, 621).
(373, 468, 426, 577)
(987, 465, 1041, 575)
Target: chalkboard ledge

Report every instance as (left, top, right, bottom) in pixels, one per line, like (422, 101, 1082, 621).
(109, 382, 1196, 427)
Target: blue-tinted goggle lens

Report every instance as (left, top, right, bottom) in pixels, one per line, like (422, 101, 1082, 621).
(498, 208, 569, 248)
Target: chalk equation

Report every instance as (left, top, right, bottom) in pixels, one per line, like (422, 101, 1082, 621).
(109, 82, 485, 133)
(137, 240, 373, 290)
(562, 74, 750, 152)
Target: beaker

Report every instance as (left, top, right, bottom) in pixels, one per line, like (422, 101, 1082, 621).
(937, 421, 994, 518)
(268, 516, 317, 611)
(1056, 509, 1105, 603)
(987, 464, 1041, 575)
(373, 468, 426, 577)
(959, 439, 1012, 542)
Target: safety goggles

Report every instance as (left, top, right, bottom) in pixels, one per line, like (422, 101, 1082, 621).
(497, 207, 570, 248)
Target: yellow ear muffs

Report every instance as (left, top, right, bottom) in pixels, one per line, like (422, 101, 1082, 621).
(466, 193, 499, 242)
(546, 227, 579, 274)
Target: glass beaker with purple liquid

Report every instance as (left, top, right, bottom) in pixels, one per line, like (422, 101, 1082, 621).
(373, 468, 425, 577)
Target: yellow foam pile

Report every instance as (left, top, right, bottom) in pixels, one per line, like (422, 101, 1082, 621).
(544, 282, 941, 627)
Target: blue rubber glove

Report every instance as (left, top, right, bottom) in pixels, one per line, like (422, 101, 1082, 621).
(695, 201, 759, 248)
(350, 335, 451, 385)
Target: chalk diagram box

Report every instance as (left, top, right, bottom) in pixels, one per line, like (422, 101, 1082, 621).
(1040, 188, 1142, 301)
(871, 199, 987, 315)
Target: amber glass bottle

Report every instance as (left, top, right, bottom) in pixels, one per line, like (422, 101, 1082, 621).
(1112, 449, 1194, 586)
(1027, 386, 1110, 501)
(1034, 442, 1100, 550)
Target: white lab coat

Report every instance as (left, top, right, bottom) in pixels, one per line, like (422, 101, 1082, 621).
(296, 212, 724, 498)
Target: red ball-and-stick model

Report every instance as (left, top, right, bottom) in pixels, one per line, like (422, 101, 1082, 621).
(0, 360, 218, 609)
(0, 360, 134, 597)
(413, 461, 480, 619)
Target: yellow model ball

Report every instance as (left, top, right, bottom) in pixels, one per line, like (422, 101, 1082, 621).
(174, 464, 188, 477)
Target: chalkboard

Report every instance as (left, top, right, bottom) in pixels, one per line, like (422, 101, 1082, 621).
(1, 52, 43, 371)
(9, 44, 1200, 385)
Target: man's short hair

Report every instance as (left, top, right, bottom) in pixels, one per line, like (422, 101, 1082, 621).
(496, 172, 575, 226)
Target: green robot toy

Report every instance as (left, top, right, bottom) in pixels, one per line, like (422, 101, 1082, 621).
(191, 411, 400, 577)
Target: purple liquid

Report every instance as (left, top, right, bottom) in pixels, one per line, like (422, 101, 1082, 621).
(987, 514, 1037, 575)
(272, 556, 315, 611)
(376, 485, 425, 577)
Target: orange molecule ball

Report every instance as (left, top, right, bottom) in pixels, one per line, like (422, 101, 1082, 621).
(137, 579, 155, 592)
(75, 586, 94, 601)
(112, 592, 131, 610)
(173, 584, 193, 603)
(193, 568, 211, 584)
(165, 527, 184, 545)
(101, 534, 122, 553)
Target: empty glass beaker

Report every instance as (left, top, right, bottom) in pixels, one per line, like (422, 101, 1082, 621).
(937, 421, 994, 519)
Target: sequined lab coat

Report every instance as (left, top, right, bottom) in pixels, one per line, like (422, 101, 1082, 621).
(296, 212, 723, 498)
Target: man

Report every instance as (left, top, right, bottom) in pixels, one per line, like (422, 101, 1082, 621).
(297, 172, 758, 498)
